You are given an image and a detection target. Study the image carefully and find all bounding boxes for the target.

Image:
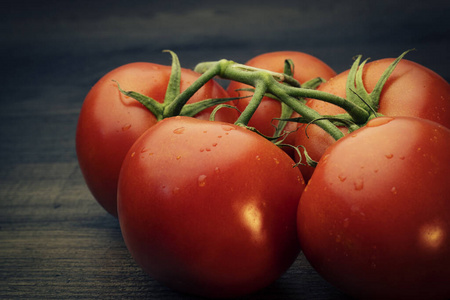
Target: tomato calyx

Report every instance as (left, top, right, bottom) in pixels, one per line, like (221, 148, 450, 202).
(345, 49, 413, 117)
(113, 50, 242, 121)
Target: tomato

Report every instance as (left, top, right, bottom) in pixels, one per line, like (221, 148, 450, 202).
(226, 51, 336, 150)
(295, 58, 450, 181)
(297, 116, 450, 300)
(117, 116, 305, 298)
(76, 62, 238, 217)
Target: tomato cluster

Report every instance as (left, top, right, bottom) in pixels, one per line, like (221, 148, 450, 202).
(76, 50, 450, 299)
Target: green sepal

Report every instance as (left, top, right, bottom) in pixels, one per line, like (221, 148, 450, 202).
(354, 58, 373, 110)
(179, 96, 244, 117)
(209, 104, 241, 121)
(346, 55, 371, 108)
(274, 102, 294, 139)
(162, 50, 182, 105)
(366, 49, 413, 110)
(302, 77, 326, 90)
(347, 49, 413, 115)
(241, 125, 281, 141)
(164, 59, 228, 118)
(112, 80, 164, 119)
(298, 145, 318, 168)
(286, 144, 318, 168)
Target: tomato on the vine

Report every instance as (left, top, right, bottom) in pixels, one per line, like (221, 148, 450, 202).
(118, 116, 305, 298)
(297, 116, 450, 300)
(295, 58, 450, 181)
(76, 62, 238, 217)
(226, 51, 336, 148)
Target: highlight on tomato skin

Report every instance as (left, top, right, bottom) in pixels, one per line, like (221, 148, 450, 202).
(117, 116, 306, 298)
(297, 116, 450, 300)
(76, 62, 239, 217)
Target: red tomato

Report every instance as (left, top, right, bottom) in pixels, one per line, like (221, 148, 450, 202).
(226, 51, 336, 149)
(76, 63, 238, 217)
(118, 116, 305, 298)
(295, 58, 450, 181)
(297, 116, 450, 300)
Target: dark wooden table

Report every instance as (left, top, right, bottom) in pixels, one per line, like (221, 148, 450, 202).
(1, 1, 449, 299)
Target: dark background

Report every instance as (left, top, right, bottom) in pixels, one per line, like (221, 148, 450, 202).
(1, 0, 449, 299)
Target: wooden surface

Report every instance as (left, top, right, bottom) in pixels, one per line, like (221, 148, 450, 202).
(1, 1, 449, 299)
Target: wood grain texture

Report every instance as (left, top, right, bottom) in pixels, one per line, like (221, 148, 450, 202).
(0, 157, 348, 299)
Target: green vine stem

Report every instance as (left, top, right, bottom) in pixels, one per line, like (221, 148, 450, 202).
(194, 50, 411, 141)
(195, 60, 370, 124)
(116, 49, 410, 143)
(274, 59, 298, 139)
(234, 79, 267, 126)
(195, 60, 364, 140)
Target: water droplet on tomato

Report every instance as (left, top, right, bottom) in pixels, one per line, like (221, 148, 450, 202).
(221, 125, 235, 131)
(366, 117, 394, 127)
(198, 175, 207, 187)
(176, 155, 181, 160)
(255, 155, 261, 161)
(173, 127, 185, 134)
(273, 158, 280, 164)
(122, 123, 132, 131)
(354, 179, 364, 191)
(338, 174, 347, 182)
(214, 167, 220, 174)
(217, 135, 223, 138)
(399, 155, 406, 160)
(141, 147, 149, 153)
(172, 187, 180, 194)
(343, 218, 350, 228)
(385, 153, 394, 159)
(205, 147, 211, 152)
(200, 148, 205, 152)
(131, 152, 136, 157)
(212, 143, 218, 147)
(391, 186, 397, 194)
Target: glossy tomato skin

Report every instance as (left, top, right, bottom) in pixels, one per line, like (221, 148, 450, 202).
(118, 116, 305, 298)
(226, 51, 336, 149)
(297, 117, 450, 300)
(295, 58, 450, 181)
(76, 63, 238, 217)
